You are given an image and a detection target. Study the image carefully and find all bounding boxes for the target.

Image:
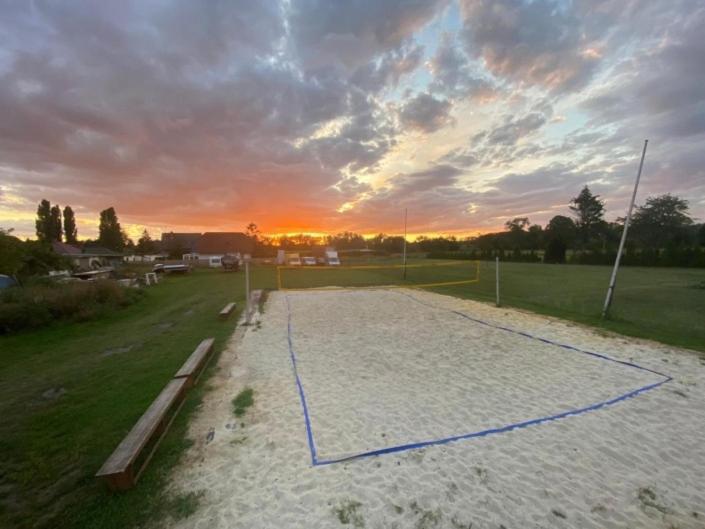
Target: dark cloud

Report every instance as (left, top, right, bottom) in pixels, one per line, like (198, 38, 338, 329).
(351, 43, 424, 93)
(399, 92, 454, 133)
(339, 164, 474, 232)
(393, 164, 463, 192)
(428, 32, 495, 99)
(289, 0, 448, 71)
(438, 148, 478, 168)
(582, 6, 705, 137)
(459, 162, 617, 229)
(304, 90, 398, 173)
(486, 112, 547, 146)
(460, 0, 601, 92)
(0, 0, 428, 233)
(436, 103, 553, 173)
(0, 0, 703, 236)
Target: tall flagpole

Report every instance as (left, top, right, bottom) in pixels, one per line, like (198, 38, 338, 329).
(602, 139, 648, 318)
(402, 208, 408, 280)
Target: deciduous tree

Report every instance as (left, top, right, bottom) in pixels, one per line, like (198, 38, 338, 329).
(98, 207, 125, 252)
(49, 205, 62, 242)
(245, 222, 260, 241)
(570, 186, 606, 248)
(0, 228, 25, 276)
(546, 215, 576, 245)
(63, 206, 77, 244)
(135, 229, 157, 255)
(630, 194, 693, 249)
(35, 199, 52, 242)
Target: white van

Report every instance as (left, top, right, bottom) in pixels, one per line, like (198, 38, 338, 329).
(325, 250, 341, 266)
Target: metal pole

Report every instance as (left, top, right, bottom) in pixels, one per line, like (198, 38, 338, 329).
(245, 259, 251, 320)
(602, 139, 648, 318)
(495, 256, 500, 307)
(402, 208, 408, 280)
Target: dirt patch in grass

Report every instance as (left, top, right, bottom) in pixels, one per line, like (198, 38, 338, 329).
(41, 387, 66, 401)
(101, 343, 140, 357)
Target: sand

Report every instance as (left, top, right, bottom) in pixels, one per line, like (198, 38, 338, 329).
(167, 288, 705, 529)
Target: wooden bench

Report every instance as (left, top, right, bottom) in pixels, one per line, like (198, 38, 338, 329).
(173, 338, 215, 388)
(96, 378, 188, 491)
(219, 302, 236, 319)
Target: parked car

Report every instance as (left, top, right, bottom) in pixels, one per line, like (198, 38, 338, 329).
(221, 254, 241, 271)
(302, 256, 317, 266)
(0, 274, 18, 290)
(153, 263, 190, 274)
(325, 250, 341, 265)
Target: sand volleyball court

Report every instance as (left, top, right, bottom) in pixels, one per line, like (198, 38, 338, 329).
(283, 289, 667, 464)
(169, 289, 705, 529)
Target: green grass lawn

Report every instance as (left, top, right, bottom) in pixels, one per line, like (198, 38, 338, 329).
(429, 261, 705, 354)
(1, 260, 703, 529)
(0, 267, 276, 529)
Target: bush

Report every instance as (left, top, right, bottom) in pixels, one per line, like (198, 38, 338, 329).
(0, 230, 25, 276)
(0, 280, 144, 334)
(0, 301, 52, 331)
(19, 241, 73, 279)
(544, 238, 567, 264)
(427, 250, 542, 263)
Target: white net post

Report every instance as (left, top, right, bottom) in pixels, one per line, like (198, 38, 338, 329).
(245, 258, 251, 319)
(602, 139, 648, 318)
(495, 257, 500, 307)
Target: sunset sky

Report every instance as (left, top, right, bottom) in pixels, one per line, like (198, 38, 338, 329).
(1, 1, 703, 241)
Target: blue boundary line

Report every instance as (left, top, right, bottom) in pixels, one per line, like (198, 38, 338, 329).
(285, 296, 318, 465)
(284, 290, 671, 466)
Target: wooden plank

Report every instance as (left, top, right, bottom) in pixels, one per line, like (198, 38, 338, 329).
(96, 377, 188, 491)
(173, 337, 215, 387)
(219, 302, 236, 319)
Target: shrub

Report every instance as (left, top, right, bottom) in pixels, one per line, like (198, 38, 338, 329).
(0, 230, 25, 276)
(0, 301, 52, 331)
(0, 280, 144, 334)
(544, 238, 567, 263)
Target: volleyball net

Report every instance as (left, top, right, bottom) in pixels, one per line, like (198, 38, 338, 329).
(277, 260, 480, 291)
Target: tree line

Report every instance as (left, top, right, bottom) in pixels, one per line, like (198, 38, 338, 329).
(33, 200, 153, 253)
(0, 201, 125, 278)
(35, 200, 78, 244)
(14, 186, 705, 271)
(429, 188, 705, 267)
(1, 201, 163, 278)
(249, 187, 704, 268)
